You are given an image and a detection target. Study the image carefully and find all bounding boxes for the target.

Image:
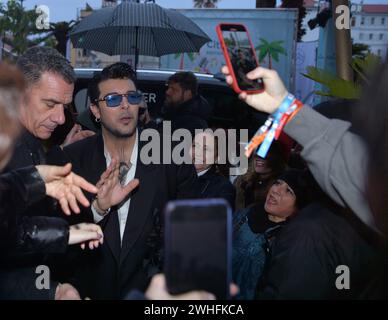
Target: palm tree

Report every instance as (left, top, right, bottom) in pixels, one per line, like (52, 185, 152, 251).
(24, 20, 77, 56)
(0, 0, 46, 55)
(0, 1, 76, 57)
(48, 21, 76, 56)
(256, 38, 287, 69)
(302, 53, 380, 99)
(352, 43, 370, 60)
(174, 52, 197, 70)
(193, 0, 219, 8)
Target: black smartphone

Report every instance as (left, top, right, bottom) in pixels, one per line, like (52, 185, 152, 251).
(164, 199, 232, 300)
(217, 23, 264, 94)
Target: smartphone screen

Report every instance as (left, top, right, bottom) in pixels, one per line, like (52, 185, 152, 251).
(218, 23, 264, 93)
(164, 199, 232, 300)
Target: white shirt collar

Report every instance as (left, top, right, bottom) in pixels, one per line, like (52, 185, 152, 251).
(197, 166, 211, 177)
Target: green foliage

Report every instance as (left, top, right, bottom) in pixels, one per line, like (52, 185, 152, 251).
(351, 53, 380, 85)
(0, 0, 43, 55)
(303, 66, 361, 99)
(0, 1, 76, 56)
(303, 53, 381, 99)
(352, 42, 370, 60)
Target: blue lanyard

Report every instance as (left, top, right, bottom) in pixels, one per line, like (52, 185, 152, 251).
(257, 94, 295, 158)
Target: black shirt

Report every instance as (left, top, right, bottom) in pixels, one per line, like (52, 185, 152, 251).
(5, 129, 47, 170)
(197, 166, 236, 210)
(4, 129, 56, 218)
(247, 204, 284, 234)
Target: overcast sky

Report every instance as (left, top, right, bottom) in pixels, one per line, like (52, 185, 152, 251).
(23, 0, 388, 22)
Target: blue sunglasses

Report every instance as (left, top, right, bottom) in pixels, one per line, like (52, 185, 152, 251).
(96, 91, 143, 107)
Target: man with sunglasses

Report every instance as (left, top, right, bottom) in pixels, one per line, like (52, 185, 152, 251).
(51, 62, 199, 299)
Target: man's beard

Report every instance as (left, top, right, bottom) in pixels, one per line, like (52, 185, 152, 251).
(165, 92, 186, 108)
(164, 97, 175, 108)
(102, 121, 136, 139)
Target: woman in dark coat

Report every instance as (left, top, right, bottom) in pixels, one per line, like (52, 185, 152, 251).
(232, 169, 310, 299)
(191, 130, 236, 209)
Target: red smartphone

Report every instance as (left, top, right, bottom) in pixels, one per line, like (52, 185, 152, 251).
(216, 23, 264, 94)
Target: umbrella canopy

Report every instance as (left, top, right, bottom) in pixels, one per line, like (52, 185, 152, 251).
(69, 2, 210, 60)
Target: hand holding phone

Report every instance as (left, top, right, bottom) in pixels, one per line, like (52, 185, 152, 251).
(217, 23, 264, 94)
(221, 65, 289, 115)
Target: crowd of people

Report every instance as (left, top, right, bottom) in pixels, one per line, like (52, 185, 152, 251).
(0, 45, 387, 300)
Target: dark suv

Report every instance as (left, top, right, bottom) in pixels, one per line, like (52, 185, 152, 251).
(50, 68, 266, 145)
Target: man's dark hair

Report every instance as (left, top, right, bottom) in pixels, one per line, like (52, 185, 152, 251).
(89, 62, 137, 103)
(16, 46, 75, 86)
(167, 71, 198, 96)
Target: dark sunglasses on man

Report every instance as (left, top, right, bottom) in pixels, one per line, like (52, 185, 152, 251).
(95, 90, 143, 108)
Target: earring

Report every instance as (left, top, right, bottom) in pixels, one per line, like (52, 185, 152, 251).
(95, 117, 101, 123)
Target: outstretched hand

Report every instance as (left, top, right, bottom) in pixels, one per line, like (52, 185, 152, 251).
(68, 223, 104, 250)
(145, 274, 239, 300)
(94, 158, 139, 212)
(36, 163, 98, 215)
(55, 283, 81, 300)
(61, 124, 95, 148)
(221, 65, 288, 114)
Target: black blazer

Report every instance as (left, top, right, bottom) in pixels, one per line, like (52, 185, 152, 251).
(5, 130, 57, 218)
(49, 133, 199, 299)
(0, 130, 62, 300)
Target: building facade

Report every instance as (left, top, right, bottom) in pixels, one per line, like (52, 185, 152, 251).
(351, 4, 388, 58)
(301, 1, 388, 59)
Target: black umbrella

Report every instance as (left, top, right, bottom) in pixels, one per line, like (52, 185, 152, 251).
(69, 1, 211, 69)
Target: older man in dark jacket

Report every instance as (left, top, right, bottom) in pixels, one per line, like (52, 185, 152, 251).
(0, 48, 97, 300)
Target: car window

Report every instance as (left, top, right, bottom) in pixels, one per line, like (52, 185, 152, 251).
(74, 88, 90, 114)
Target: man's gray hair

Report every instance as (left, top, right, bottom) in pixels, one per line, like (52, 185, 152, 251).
(16, 46, 76, 86)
